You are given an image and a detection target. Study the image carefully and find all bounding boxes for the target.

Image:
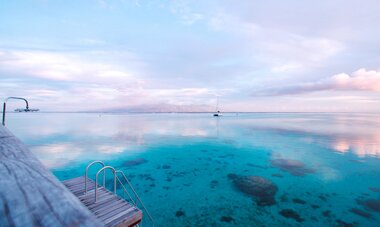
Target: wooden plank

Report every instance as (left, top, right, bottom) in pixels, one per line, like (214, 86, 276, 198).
(102, 206, 136, 224)
(67, 183, 86, 191)
(92, 200, 126, 214)
(82, 194, 115, 206)
(66, 179, 96, 189)
(0, 126, 102, 227)
(90, 197, 123, 212)
(70, 185, 96, 195)
(87, 196, 121, 210)
(106, 209, 142, 227)
(66, 183, 87, 192)
(63, 177, 85, 186)
(98, 203, 132, 220)
(78, 191, 114, 202)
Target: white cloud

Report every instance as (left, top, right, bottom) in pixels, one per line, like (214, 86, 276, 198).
(0, 50, 142, 85)
(0, 48, 220, 111)
(31, 143, 83, 168)
(208, 12, 344, 74)
(168, 0, 203, 25)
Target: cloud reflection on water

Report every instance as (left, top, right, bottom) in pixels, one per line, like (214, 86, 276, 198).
(332, 137, 380, 157)
(231, 113, 380, 159)
(8, 113, 380, 171)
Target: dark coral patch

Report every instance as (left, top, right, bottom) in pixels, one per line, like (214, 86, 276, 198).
(227, 173, 238, 180)
(349, 208, 372, 219)
(175, 210, 185, 217)
(369, 187, 380, 193)
(220, 216, 234, 223)
(271, 173, 284, 178)
(247, 163, 267, 169)
(124, 158, 147, 167)
(336, 219, 357, 227)
(322, 210, 331, 217)
(210, 180, 218, 189)
(356, 199, 380, 213)
(162, 165, 171, 169)
(318, 195, 327, 201)
(279, 209, 304, 222)
(292, 198, 306, 205)
(229, 175, 278, 206)
(280, 194, 289, 202)
(270, 158, 315, 176)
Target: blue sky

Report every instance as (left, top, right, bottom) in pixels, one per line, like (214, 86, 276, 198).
(1, 0, 380, 112)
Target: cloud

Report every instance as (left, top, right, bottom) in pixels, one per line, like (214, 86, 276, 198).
(329, 69, 380, 91)
(168, 0, 204, 25)
(2, 1, 380, 112)
(208, 12, 344, 74)
(0, 49, 144, 86)
(253, 68, 380, 96)
(0, 48, 226, 111)
(31, 143, 83, 168)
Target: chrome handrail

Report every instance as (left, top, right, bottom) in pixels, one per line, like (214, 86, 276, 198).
(95, 166, 117, 202)
(2, 97, 29, 126)
(115, 176, 135, 204)
(85, 161, 105, 194)
(116, 170, 155, 226)
(84, 161, 154, 225)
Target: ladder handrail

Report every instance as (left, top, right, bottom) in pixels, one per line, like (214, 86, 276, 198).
(85, 161, 154, 226)
(116, 170, 155, 226)
(95, 166, 116, 202)
(2, 97, 29, 126)
(115, 176, 135, 204)
(85, 161, 105, 194)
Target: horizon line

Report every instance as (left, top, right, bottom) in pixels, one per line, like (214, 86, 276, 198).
(3, 111, 380, 114)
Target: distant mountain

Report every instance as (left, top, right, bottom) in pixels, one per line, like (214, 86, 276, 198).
(97, 103, 213, 113)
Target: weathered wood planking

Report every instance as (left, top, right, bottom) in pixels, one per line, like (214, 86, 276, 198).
(63, 177, 142, 227)
(0, 126, 102, 227)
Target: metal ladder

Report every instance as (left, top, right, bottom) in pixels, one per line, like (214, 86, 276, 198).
(85, 161, 154, 226)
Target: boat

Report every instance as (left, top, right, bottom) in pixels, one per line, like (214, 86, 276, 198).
(213, 111, 221, 117)
(213, 97, 222, 117)
(14, 108, 39, 112)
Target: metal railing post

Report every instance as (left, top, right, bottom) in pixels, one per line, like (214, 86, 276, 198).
(2, 97, 30, 126)
(116, 170, 154, 225)
(85, 161, 105, 194)
(2, 102, 6, 126)
(95, 166, 116, 202)
(83, 161, 154, 225)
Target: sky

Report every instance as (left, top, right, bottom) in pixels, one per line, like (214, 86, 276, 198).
(1, 0, 380, 112)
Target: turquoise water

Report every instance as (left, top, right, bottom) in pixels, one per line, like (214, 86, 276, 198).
(6, 113, 380, 226)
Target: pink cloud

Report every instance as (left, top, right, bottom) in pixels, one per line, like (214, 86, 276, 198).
(330, 69, 380, 91)
(253, 68, 380, 96)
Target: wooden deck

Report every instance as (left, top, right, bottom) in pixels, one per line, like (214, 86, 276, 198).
(63, 176, 142, 227)
(0, 126, 102, 227)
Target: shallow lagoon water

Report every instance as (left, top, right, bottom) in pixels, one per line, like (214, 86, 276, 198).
(6, 113, 380, 226)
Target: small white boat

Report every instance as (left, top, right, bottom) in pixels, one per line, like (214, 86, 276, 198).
(213, 97, 222, 117)
(213, 111, 221, 117)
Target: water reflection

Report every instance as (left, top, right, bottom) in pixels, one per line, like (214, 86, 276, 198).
(227, 113, 380, 159)
(31, 143, 83, 168)
(6, 113, 380, 226)
(332, 136, 380, 157)
(6, 112, 380, 170)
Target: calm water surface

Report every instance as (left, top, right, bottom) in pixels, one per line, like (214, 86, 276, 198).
(7, 113, 380, 226)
